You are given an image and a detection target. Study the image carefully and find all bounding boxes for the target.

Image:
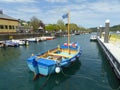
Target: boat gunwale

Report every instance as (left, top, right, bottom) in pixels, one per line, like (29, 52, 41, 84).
(35, 47, 80, 60)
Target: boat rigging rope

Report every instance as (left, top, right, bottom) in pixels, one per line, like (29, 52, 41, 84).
(39, 74, 51, 90)
(61, 69, 120, 90)
(39, 65, 55, 90)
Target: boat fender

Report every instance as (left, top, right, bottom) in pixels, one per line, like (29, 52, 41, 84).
(55, 67, 61, 73)
(31, 53, 34, 56)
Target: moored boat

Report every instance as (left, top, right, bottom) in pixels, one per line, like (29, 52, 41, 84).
(0, 41, 4, 48)
(27, 12, 82, 78)
(45, 36, 56, 40)
(4, 40, 19, 47)
(26, 38, 39, 42)
(27, 42, 82, 76)
(90, 34, 97, 41)
(40, 36, 55, 41)
(11, 39, 25, 46)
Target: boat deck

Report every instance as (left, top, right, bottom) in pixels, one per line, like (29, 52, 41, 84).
(36, 48, 77, 61)
(48, 52, 75, 58)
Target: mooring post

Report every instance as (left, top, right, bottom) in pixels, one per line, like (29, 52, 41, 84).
(97, 27, 99, 37)
(104, 19, 110, 43)
(99, 25, 102, 38)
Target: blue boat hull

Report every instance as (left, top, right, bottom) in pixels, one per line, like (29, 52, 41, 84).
(27, 62, 38, 73)
(27, 43, 82, 76)
(37, 64, 56, 76)
(60, 52, 81, 68)
(27, 56, 39, 74)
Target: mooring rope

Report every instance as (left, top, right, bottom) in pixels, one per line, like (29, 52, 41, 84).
(39, 74, 51, 90)
(39, 65, 56, 90)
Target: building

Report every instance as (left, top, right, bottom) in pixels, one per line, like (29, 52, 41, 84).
(0, 11, 19, 33)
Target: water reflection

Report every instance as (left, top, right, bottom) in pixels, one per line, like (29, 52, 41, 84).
(97, 43, 120, 89)
(33, 59, 81, 90)
(0, 47, 21, 66)
(1, 34, 120, 90)
(102, 55, 120, 89)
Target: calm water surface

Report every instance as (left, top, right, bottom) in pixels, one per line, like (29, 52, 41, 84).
(0, 34, 120, 90)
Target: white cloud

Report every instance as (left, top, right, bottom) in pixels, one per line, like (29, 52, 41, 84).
(88, 1, 120, 13)
(74, 0, 87, 3)
(34, 0, 120, 27)
(0, 0, 36, 3)
(1, 0, 120, 27)
(56, 0, 120, 27)
(45, 0, 68, 3)
(17, 6, 41, 13)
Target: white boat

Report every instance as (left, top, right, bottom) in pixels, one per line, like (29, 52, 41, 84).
(116, 31, 120, 34)
(40, 36, 55, 41)
(11, 39, 25, 45)
(4, 40, 19, 47)
(26, 38, 39, 42)
(90, 35, 97, 41)
(0, 41, 4, 47)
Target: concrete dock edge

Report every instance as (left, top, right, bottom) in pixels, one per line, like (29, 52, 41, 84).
(97, 37, 120, 79)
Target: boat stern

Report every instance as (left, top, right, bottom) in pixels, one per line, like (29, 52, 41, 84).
(36, 58, 56, 76)
(27, 56, 39, 74)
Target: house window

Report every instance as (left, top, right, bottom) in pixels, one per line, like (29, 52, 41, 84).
(12, 26, 15, 29)
(9, 25, 12, 29)
(5, 25, 8, 29)
(0, 25, 4, 29)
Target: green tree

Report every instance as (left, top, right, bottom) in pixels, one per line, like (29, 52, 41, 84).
(110, 24, 120, 31)
(45, 24, 54, 31)
(30, 16, 40, 31)
(69, 23, 78, 30)
(45, 24, 59, 32)
(57, 19, 66, 31)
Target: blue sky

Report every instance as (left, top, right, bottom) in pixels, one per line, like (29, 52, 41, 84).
(0, 0, 120, 28)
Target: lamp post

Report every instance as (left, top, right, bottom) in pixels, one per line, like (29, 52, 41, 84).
(104, 19, 110, 43)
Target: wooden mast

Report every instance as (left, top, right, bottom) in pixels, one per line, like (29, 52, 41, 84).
(67, 12, 70, 54)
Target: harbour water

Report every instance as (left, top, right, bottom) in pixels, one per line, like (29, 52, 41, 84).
(0, 34, 120, 90)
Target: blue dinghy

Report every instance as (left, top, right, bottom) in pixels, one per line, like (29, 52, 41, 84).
(27, 42, 82, 76)
(27, 12, 82, 78)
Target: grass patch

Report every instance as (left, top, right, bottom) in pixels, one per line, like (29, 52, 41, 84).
(109, 34, 120, 42)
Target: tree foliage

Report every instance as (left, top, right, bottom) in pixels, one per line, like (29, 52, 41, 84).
(19, 16, 90, 33)
(45, 24, 59, 31)
(57, 19, 66, 31)
(45, 19, 89, 32)
(70, 23, 78, 30)
(110, 24, 120, 31)
(90, 24, 120, 32)
(21, 16, 90, 33)
(30, 16, 41, 31)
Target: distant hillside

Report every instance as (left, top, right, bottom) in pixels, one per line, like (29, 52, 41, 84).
(90, 24, 120, 32)
(110, 24, 120, 31)
(89, 27, 97, 32)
